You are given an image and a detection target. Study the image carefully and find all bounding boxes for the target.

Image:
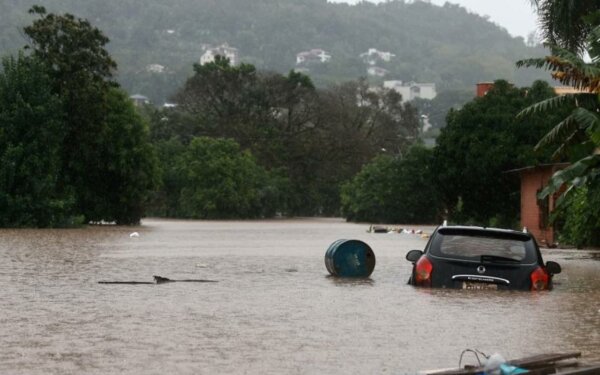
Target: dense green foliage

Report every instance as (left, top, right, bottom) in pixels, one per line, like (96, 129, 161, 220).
(432, 80, 558, 227)
(530, 0, 599, 54)
(0, 0, 549, 104)
(149, 58, 420, 217)
(0, 54, 76, 227)
(179, 137, 278, 219)
(559, 185, 600, 248)
(412, 89, 474, 129)
(149, 136, 280, 219)
(341, 146, 440, 224)
(0, 8, 159, 227)
(518, 3, 600, 246)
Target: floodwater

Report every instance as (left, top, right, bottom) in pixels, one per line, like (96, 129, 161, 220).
(1, 218, 599, 374)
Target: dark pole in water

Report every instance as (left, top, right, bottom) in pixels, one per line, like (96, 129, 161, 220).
(98, 276, 218, 284)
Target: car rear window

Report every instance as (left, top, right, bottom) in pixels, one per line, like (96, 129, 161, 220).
(429, 228, 537, 263)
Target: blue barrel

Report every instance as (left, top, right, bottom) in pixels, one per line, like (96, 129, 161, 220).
(324, 239, 376, 277)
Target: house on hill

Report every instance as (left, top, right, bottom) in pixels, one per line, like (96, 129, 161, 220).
(130, 94, 150, 107)
(145, 64, 166, 74)
(296, 49, 332, 65)
(200, 44, 239, 65)
(383, 81, 437, 103)
(360, 48, 395, 65)
(367, 66, 389, 77)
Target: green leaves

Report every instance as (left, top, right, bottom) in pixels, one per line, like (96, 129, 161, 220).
(517, 94, 575, 118)
(176, 137, 280, 219)
(0, 54, 75, 227)
(539, 154, 600, 199)
(341, 146, 440, 224)
(432, 79, 558, 227)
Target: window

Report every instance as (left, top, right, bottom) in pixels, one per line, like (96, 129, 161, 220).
(439, 235, 526, 260)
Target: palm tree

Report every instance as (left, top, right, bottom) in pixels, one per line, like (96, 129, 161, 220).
(517, 23, 600, 205)
(529, 0, 600, 54)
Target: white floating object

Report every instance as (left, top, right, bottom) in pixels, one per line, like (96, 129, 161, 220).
(129, 232, 140, 238)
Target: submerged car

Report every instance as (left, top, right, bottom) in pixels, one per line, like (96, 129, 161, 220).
(406, 225, 561, 291)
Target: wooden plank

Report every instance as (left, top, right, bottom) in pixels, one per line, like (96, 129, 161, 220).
(509, 352, 582, 368)
(556, 365, 600, 375)
(424, 352, 583, 375)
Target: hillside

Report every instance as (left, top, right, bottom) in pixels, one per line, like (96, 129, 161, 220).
(0, 0, 548, 104)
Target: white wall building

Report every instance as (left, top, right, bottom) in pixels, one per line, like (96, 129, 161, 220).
(200, 44, 239, 65)
(360, 48, 396, 65)
(383, 80, 437, 102)
(145, 64, 166, 73)
(130, 94, 150, 107)
(296, 49, 332, 65)
(367, 66, 389, 77)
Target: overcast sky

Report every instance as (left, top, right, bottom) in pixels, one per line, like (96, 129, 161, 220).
(329, 0, 539, 40)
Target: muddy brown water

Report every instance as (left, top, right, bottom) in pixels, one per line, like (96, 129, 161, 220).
(1, 218, 599, 374)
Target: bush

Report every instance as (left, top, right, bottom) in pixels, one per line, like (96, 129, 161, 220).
(559, 183, 600, 248)
(177, 137, 284, 219)
(341, 146, 441, 224)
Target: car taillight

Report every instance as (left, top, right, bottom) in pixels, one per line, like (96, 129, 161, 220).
(415, 256, 433, 286)
(530, 266, 549, 291)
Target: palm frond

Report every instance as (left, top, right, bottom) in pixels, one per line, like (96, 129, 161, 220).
(517, 94, 574, 118)
(518, 46, 600, 91)
(549, 130, 583, 159)
(538, 154, 600, 199)
(534, 111, 579, 150)
(587, 25, 600, 62)
(516, 58, 552, 69)
(571, 106, 600, 130)
(589, 126, 600, 146)
(517, 94, 579, 118)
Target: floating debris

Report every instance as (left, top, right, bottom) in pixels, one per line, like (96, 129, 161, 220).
(325, 239, 375, 277)
(422, 351, 600, 375)
(99, 275, 217, 284)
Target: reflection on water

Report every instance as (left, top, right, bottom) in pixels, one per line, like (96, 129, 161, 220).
(1, 218, 599, 374)
(325, 275, 375, 287)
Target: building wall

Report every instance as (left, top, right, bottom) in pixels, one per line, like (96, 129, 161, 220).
(520, 167, 557, 246)
(383, 81, 437, 102)
(476, 82, 495, 97)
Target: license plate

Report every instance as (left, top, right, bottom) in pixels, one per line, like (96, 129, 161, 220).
(462, 281, 498, 290)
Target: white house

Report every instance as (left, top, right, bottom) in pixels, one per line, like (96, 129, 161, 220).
(383, 80, 437, 102)
(145, 64, 166, 73)
(200, 43, 240, 65)
(296, 49, 332, 65)
(130, 94, 150, 107)
(367, 66, 389, 77)
(360, 48, 396, 65)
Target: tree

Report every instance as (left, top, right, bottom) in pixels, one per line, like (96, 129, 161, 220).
(432, 80, 557, 227)
(174, 56, 272, 150)
(0, 54, 76, 227)
(24, 6, 118, 221)
(310, 79, 421, 214)
(92, 88, 160, 224)
(529, 0, 599, 54)
(21, 8, 159, 224)
(341, 146, 441, 224)
(177, 137, 280, 219)
(517, 18, 600, 246)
